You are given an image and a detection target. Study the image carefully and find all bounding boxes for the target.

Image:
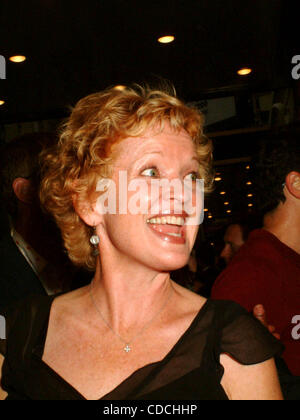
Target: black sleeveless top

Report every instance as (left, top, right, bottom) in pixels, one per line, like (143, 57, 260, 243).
(0, 295, 283, 400)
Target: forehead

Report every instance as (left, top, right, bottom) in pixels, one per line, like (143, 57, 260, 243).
(113, 125, 195, 161)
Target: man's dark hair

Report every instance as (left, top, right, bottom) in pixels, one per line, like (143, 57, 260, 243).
(0, 132, 57, 220)
(254, 126, 300, 214)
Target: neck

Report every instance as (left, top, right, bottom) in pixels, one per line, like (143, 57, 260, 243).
(264, 202, 300, 255)
(90, 254, 174, 332)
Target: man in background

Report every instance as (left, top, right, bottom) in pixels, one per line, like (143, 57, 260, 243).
(0, 133, 88, 311)
(212, 128, 300, 399)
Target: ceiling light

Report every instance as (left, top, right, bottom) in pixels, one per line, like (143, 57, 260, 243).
(208, 215, 213, 219)
(247, 194, 253, 197)
(224, 202, 229, 206)
(9, 55, 26, 63)
(158, 35, 175, 44)
(248, 203, 253, 207)
(114, 85, 126, 91)
(204, 208, 209, 212)
(215, 177, 222, 182)
(220, 191, 226, 195)
(237, 68, 252, 76)
(246, 165, 250, 170)
(226, 210, 232, 214)
(0, 100, 5, 106)
(246, 181, 252, 185)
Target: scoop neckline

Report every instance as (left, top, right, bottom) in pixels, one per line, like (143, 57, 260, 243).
(32, 295, 212, 400)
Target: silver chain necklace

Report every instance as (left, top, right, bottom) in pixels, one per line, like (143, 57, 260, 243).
(89, 280, 173, 353)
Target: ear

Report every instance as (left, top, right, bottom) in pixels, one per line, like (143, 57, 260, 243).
(285, 172, 300, 199)
(12, 178, 36, 204)
(72, 193, 103, 227)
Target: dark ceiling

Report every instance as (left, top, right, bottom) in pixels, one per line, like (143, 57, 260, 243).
(0, 0, 298, 124)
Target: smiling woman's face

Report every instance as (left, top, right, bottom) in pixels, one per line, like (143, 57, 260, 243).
(98, 124, 203, 272)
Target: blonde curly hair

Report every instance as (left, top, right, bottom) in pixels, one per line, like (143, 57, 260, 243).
(40, 85, 213, 271)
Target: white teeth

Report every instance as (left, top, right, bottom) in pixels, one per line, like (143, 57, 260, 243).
(147, 216, 185, 226)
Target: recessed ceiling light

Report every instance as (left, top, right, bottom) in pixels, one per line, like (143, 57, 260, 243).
(158, 35, 175, 44)
(226, 210, 232, 214)
(204, 208, 209, 212)
(237, 68, 252, 76)
(248, 203, 253, 207)
(114, 85, 126, 91)
(9, 55, 26, 63)
(214, 177, 222, 182)
(0, 100, 5, 106)
(224, 202, 229, 206)
(246, 181, 252, 185)
(247, 193, 253, 197)
(220, 191, 226, 195)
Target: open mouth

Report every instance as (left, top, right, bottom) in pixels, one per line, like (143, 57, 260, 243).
(146, 215, 186, 243)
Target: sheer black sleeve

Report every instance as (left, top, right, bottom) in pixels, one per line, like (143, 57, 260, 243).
(217, 300, 284, 365)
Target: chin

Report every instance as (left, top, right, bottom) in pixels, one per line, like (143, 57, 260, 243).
(148, 253, 189, 273)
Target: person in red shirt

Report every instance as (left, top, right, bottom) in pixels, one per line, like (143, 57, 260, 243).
(211, 129, 300, 398)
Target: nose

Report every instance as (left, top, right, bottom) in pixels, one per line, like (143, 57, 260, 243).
(160, 178, 185, 213)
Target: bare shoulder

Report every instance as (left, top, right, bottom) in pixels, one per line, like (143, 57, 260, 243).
(43, 286, 92, 360)
(55, 285, 90, 304)
(47, 285, 91, 333)
(52, 285, 90, 312)
(220, 354, 283, 400)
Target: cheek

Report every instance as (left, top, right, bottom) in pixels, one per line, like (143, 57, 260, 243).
(101, 214, 140, 261)
(186, 225, 199, 249)
(126, 183, 153, 216)
(105, 214, 135, 240)
(112, 172, 153, 217)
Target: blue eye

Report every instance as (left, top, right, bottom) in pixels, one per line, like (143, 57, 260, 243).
(141, 167, 159, 177)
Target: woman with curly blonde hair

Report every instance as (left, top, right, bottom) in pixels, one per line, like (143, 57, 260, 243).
(0, 85, 283, 400)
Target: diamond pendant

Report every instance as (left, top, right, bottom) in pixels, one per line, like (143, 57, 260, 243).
(124, 344, 131, 353)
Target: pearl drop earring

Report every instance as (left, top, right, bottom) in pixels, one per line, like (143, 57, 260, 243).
(90, 227, 100, 256)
